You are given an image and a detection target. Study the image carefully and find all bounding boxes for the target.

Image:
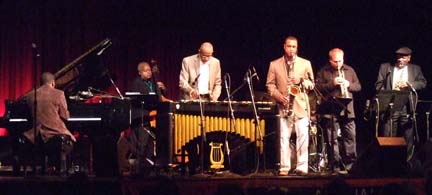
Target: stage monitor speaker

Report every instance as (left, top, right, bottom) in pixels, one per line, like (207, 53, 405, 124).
(351, 137, 407, 177)
(155, 111, 174, 167)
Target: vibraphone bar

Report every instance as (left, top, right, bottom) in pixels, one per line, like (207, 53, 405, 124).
(156, 101, 280, 169)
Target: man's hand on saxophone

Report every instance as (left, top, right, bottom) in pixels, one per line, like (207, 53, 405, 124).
(302, 79, 314, 90)
(281, 96, 290, 106)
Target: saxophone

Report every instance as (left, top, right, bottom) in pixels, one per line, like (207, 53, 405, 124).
(283, 63, 301, 118)
(338, 67, 351, 99)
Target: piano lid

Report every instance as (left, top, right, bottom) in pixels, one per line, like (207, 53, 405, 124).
(54, 38, 113, 97)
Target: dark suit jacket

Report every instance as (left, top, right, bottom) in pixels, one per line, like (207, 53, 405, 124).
(130, 77, 156, 95)
(375, 63, 427, 113)
(23, 84, 75, 143)
(316, 64, 361, 118)
(375, 62, 426, 91)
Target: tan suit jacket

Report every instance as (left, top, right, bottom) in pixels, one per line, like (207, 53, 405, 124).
(179, 54, 222, 101)
(23, 84, 75, 143)
(266, 56, 314, 118)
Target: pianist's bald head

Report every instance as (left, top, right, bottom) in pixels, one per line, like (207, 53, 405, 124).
(41, 72, 55, 87)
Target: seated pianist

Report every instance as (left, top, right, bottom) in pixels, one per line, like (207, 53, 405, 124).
(118, 61, 168, 176)
(19, 72, 76, 175)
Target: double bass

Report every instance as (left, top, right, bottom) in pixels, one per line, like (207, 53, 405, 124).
(149, 59, 171, 127)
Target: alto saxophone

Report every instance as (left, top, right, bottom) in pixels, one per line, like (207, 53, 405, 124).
(283, 63, 301, 118)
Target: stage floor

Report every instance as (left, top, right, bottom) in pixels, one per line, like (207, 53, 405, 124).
(0, 169, 426, 195)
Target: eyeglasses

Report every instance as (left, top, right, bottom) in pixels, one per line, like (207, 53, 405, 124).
(139, 69, 152, 73)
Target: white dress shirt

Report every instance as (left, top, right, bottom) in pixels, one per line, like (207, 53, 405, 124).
(392, 65, 408, 90)
(198, 61, 210, 94)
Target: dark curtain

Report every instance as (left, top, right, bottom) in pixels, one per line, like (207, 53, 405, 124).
(1, 0, 432, 138)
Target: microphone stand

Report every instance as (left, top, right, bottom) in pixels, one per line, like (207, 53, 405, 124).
(222, 67, 253, 101)
(108, 74, 124, 99)
(427, 105, 432, 141)
(407, 85, 419, 160)
(303, 77, 320, 173)
(223, 74, 235, 171)
(245, 70, 264, 174)
(31, 43, 40, 175)
(223, 81, 246, 101)
(310, 81, 330, 173)
(193, 79, 210, 178)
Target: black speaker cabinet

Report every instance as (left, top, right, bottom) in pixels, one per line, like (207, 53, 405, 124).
(351, 137, 407, 177)
(155, 111, 174, 167)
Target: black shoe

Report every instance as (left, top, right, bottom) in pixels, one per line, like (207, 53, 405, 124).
(293, 169, 308, 176)
(332, 167, 348, 175)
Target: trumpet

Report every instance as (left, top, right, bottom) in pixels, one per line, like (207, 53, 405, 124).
(338, 67, 351, 99)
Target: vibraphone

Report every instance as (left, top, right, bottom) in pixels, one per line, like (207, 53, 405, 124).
(156, 100, 280, 169)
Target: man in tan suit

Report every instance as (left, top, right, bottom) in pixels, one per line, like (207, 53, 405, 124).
(266, 36, 314, 175)
(179, 42, 222, 101)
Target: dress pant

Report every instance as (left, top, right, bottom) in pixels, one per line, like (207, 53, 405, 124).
(279, 117, 309, 173)
(322, 117, 357, 170)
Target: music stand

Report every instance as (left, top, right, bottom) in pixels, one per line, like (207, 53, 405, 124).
(124, 92, 159, 174)
(375, 90, 410, 137)
(324, 96, 352, 172)
(125, 92, 159, 109)
(334, 97, 352, 113)
(375, 90, 410, 112)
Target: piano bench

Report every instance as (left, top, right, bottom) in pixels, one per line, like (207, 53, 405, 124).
(42, 134, 73, 175)
(12, 134, 73, 176)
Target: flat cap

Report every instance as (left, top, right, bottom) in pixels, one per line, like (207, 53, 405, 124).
(395, 47, 412, 55)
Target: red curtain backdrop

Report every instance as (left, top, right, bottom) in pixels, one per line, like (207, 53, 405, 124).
(1, 1, 432, 138)
(0, 1, 188, 115)
(0, 1, 192, 134)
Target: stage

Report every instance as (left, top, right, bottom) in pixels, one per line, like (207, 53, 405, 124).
(0, 168, 425, 195)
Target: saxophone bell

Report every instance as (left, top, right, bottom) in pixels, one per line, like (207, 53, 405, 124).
(288, 85, 301, 95)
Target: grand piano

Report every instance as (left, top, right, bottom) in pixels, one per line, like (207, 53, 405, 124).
(0, 38, 131, 136)
(0, 39, 131, 176)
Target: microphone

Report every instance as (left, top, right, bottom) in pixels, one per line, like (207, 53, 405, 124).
(243, 69, 251, 82)
(87, 87, 94, 97)
(192, 74, 201, 86)
(406, 82, 416, 92)
(250, 65, 260, 82)
(376, 70, 392, 90)
(88, 86, 101, 93)
(97, 39, 112, 55)
(31, 43, 40, 57)
(224, 73, 230, 92)
(363, 99, 370, 121)
(385, 70, 391, 77)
